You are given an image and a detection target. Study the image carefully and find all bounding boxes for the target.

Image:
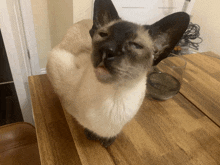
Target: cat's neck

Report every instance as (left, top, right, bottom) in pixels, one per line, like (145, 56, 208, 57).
(111, 70, 147, 89)
(85, 56, 147, 98)
(113, 74, 147, 96)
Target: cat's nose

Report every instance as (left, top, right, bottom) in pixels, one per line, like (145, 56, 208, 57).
(105, 48, 115, 60)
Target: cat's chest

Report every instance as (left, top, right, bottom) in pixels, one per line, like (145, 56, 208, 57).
(70, 65, 147, 122)
(71, 75, 146, 138)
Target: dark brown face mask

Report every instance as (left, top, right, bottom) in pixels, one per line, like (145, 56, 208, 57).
(89, 0, 190, 84)
(90, 0, 190, 66)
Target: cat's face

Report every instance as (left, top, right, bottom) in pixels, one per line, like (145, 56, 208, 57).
(90, 0, 190, 84)
(91, 20, 153, 84)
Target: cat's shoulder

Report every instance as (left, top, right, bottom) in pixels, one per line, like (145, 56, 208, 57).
(46, 19, 93, 89)
(57, 19, 93, 56)
(47, 19, 93, 71)
(47, 46, 91, 82)
(47, 48, 75, 69)
(75, 19, 93, 29)
(65, 19, 93, 38)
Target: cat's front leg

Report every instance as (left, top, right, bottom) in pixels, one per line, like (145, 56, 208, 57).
(84, 128, 116, 148)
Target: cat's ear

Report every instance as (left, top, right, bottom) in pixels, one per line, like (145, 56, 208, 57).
(89, 0, 120, 38)
(145, 12, 190, 66)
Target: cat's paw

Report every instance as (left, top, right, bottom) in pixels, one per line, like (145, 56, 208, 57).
(84, 128, 116, 147)
(84, 128, 100, 141)
(99, 137, 116, 148)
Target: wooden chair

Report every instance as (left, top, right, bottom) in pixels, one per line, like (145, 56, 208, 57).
(0, 122, 41, 165)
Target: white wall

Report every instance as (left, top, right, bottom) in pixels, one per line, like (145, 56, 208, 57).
(30, 0, 52, 69)
(73, 0, 93, 23)
(112, 0, 196, 25)
(47, 0, 73, 48)
(190, 0, 220, 55)
(30, 0, 73, 69)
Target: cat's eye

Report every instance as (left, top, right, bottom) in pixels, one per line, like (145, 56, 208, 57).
(129, 42, 143, 49)
(99, 32, 108, 37)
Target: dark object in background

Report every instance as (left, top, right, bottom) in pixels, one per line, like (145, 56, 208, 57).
(0, 84, 12, 125)
(0, 84, 23, 126)
(172, 22, 203, 55)
(0, 30, 23, 126)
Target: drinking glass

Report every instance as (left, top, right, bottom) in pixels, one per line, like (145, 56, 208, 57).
(147, 54, 187, 101)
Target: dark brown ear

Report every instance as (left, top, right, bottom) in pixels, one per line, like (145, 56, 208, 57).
(90, 0, 120, 38)
(146, 12, 190, 66)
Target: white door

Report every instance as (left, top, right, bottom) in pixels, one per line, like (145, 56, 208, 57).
(0, 0, 39, 125)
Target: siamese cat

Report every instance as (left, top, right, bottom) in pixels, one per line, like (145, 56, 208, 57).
(46, 0, 189, 147)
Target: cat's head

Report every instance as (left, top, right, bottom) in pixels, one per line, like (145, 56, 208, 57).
(90, 0, 189, 85)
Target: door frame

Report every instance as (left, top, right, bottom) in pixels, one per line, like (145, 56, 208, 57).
(19, 0, 41, 75)
(0, 0, 40, 125)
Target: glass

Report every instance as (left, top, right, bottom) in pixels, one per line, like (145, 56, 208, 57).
(147, 54, 187, 101)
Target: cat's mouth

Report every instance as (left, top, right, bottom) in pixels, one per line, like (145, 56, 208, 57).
(94, 52, 112, 81)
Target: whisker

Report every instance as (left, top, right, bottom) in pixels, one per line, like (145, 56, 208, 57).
(115, 66, 140, 74)
(116, 70, 135, 80)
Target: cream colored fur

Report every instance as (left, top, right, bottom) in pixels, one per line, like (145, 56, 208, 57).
(46, 19, 147, 138)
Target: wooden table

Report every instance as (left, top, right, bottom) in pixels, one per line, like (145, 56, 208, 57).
(29, 53, 220, 165)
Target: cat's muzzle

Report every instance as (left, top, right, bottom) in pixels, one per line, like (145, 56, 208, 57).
(97, 48, 117, 68)
(94, 50, 114, 82)
(98, 48, 115, 66)
(104, 47, 115, 61)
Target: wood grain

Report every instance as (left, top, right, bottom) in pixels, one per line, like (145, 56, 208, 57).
(28, 75, 82, 165)
(29, 52, 220, 165)
(180, 53, 220, 126)
(63, 111, 115, 165)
